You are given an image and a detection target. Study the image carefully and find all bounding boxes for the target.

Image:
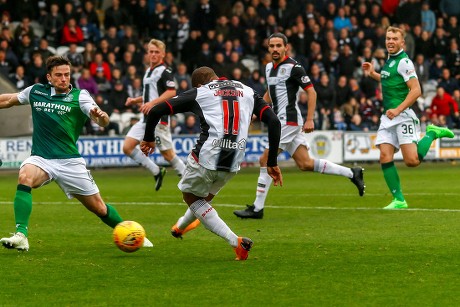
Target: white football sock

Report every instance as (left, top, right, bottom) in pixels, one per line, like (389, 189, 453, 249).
(176, 208, 196, 230)
(170, 155, 186, 176)
(190, 199, 238, 247)
(253, 167, 273, 211)
(314, 159, 353, 178)
(129, 147, 160, 176)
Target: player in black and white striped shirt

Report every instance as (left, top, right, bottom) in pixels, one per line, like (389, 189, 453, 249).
(234, 33, 365, 219)
(124, 39, 186, 191)
(141, 67, 282, 260)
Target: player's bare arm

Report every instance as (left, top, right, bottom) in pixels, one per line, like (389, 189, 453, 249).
(386, 78, 422, 120)
(362, 62, 381, 82)
(139, 89, 177, 115)
(125, 96, 143, 106)
(268, 166, 283, 187)
(263, 90, 272, 104)
(303, 87, 316, 133)
(0, 93, 20, 109)
(90, 107, 110, 127)
(140, 140, 155, 156)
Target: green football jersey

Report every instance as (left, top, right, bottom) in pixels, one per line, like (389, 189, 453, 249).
(380, 49, 418, 111)
(18, 84, 97, 159)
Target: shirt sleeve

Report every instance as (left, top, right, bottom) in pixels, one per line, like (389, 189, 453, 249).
(397, 58, 418, 82)
(17, 85, 34, 105)
(162, 68, 177, 90)
(291, 64, 314, 90)
(78, 89, 98, 117)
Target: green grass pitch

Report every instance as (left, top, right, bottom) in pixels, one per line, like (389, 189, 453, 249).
(1, 162, 460, 306)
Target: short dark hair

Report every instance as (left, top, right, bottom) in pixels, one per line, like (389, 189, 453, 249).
(46, 56, 71, 73)
(268, 33, 288, 46)
(191, 66, 217, 87)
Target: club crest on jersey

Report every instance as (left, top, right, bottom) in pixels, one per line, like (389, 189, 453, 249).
(280, 68, 286, 75)
(212, 138, 246, 150)
(166, 80, 176, 87)
(301, 76, 311, 83)
(389, 60, 396, 67)
(63, 95, 73, 102)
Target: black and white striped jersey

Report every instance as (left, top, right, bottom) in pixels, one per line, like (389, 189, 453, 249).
(142, 63, 176, 124)
(265, 56, 313, 126)
(145, 79, 275, 172)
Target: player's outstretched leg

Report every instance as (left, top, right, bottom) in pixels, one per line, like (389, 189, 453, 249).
(350, 167, 365, 196)
(384, 199, 408, 210)
(233, 204, 264, 219)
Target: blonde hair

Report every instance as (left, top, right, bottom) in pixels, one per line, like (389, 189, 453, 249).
(148, 39, 166, 51)
(387, 26, 405, 39)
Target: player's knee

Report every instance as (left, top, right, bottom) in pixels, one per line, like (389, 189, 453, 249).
(297, 159, 314, 171)
(17, 173, 33, 186)
(404, 158, 420, 167)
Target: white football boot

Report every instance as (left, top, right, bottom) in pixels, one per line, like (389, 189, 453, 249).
(0, 232, 29, 251)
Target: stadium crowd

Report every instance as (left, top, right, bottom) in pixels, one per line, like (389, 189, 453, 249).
(0, 0, 459, 134)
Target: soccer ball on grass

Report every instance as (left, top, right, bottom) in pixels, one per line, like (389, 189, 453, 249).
(113, 221, 145, 253)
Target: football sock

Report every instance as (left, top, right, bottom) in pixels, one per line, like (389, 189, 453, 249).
(314, 159, 354, 178)
(14, 184, 32, 237)
(381, 162, 404, 201)
(100, 204, 123, 228)
(170, 155, 186, 176)
(417, 130, 436, 161)
(190, 199, 238, 247)
(253, 167, 272, 211)
(129, 147, 160, 176)
(176, 208, 197, 230)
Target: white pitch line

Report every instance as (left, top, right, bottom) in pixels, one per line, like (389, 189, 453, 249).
(1, 201, 460, 212)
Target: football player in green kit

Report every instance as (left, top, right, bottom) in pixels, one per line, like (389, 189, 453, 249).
(0, 56, 152, 250)
(362, 26, 454, 209)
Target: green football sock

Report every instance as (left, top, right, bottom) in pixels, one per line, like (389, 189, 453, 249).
(14, 184, 32, 237)
(417, 131, 436, 161)
(100, 204, 123, 228)
(381, 162, 405, 201)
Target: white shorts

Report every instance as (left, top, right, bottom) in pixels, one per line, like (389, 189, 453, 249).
(126, 120, 173, 151)
(21, 156, 99, 199)
(267, 125, 310, 156)
(178, 154, 236, 198)
(375, 109, 421, 151)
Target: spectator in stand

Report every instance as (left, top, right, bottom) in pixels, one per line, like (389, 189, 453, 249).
(89, 52, 111, 81)
(9, 65, 30, 90)
(14, 33, 34, 67)
(333, 7, 352, 31)
(439, 0, 460, 19)
(429, 55, 445, 81)
(79, 15, 101, 44)
(191, 0, 217, 37)
(179, 114, 201, 135)
(61, 18, 84, 46)
(421, 1, 436, 36)
(446, 39, 460, 78)
(109, 80, 131, 114)
(174, 63, 192, 89)
(336, 44, 356, 79)
(76, 68, 99, 97)
(81, 0, 101, 29)
(429, 86, 459, 129)
(0, 26, 15, 46)
(195, 41, 214, 68)
(316, 73, 335, 130)
(42, 3, 64, 47)
(102, 26, 120, 55)
(341, 96, 360, 130)
(26, 52, 47, 84)
(65, 43, 84, 73)
(414, 54, 430, 86)
(246, 69, 266, 96)
(62, 2, 78, 22)
(0, 47, 13, 76)
(104, 0, 130, 30)
(127, 77, 143, 99)
(431, 27, 448, 57)
(93, 67, 112, 97)
(82, 41, 96, 67)
(335, 75, 351, 108)
(212, 52, 230, 78)
(13, 16, 35, 45)
(438, 68, 460, 95)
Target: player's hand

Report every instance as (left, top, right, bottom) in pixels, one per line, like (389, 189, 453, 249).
(303, 119, 314, 133)
(385, 108, 401, 120)
(125, 97, 136, 106)
(140, 141, 156, 156)
(90, 107, 106, 118)
(139, 102, 154, 115)
(267, 166, 283, 187)
(362, 62, 374, 75)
